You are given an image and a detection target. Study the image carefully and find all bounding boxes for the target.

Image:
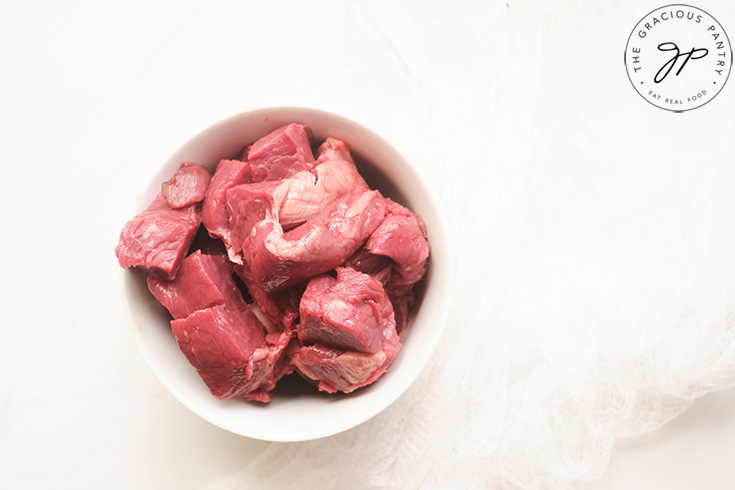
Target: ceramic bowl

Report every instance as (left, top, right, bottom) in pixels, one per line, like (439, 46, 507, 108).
(120, 107, 451, 441)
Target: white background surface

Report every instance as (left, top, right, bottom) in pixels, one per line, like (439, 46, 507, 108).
(1, 1, 734, 488)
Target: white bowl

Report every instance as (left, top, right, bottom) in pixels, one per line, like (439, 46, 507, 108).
(120, 107, 451, 441)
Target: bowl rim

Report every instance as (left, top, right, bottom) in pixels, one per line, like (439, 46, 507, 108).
(120, 106, 453, 441)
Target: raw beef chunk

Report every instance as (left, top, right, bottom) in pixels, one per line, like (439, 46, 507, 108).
(345, 199, 430, 298)
(228, 186, 388, 294)
(366, 199, 430, 295)
(298, 268, 387, 353)
(344, 199, 429, 334)
(115, 193, 200, 280)
(234, 263, 302, 329)
(161, 163, 211, 208)
(201, 159, 251, 257)
(292, 345, 388, 393)
(147, 251, 241, 320)
(247, 123, 316, 182)
(277, 156, 368, 230)
(292, 267, 402, 393)
(171, 303, 293, 402)
(222, 136, 366, 236)
(147, 250, 293, 402)
(316, 137, 356, 165)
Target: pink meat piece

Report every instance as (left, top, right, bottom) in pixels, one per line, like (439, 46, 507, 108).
(277, 160, 368, 230)
(233, 137, 366, 233)
(224, 179, 282, 265)
(237, 144, 251, 162)
(234, 263, 302, 329)
(170, 303, 294, 402)
(115, 193, 200, 280)
(161, 163, 211, 208)
(316, 137, 355, 165)
(147, 251, 243, 320)
(366, 199, 431, 295)
(293, 346, 387, 394)
(230, 145, 367, 234)
(227, 186, 388, 294)
(247, 123, 316, 183)
(298, 268, 387, 353)
(144, 249, 295, 403)
(201, 159, 251, 258)
(292, 274, 401, 393)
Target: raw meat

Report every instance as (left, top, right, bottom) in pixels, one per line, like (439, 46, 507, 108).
(247, 123, 316, 182)
(161, 163, 211, 208)
(277, 157, 368, 229)
(222, 136, 367, 234)
(316, 137, 356, 165)
(292, 345, 388, 393)
(234, 262, 302, 329)
(117, 122, 430, 402)
(201, 159, 251, 257)
(344, 200, 429, 334)
(147, 250, 293, 402)
(115, 193, 201, 280)
(298, 268, 386, 353)
(227, 186, 388, 294)
(292, 268, 401, 393)
(347, 199, 431, 296)
(147, 251, 242, 320)
(367, 199, 430, 295)
(171, 303, 293, 402)
(344, 247, 393, 284)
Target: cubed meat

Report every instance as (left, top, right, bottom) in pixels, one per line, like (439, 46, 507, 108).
(247, 123, 316, 182)
(366, 199, 430, 295)
(146, 251, 243, 320)
(170, 303, 294, 402)
(201, 159, 251, 257)
(278, 159, 368, 230)
(298, 268, 387, 353)
(115, 193, 200, 280)
(146, 250, 293, 403)
(234, 262, 302, 329)
(116, 125, 430, 402)
(228, 186, 388, 294)
(292, 345, 387, 393)
(292, 267, 402, 393)
(316, 137, 356, 165)
(161, 163, 211, 208)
